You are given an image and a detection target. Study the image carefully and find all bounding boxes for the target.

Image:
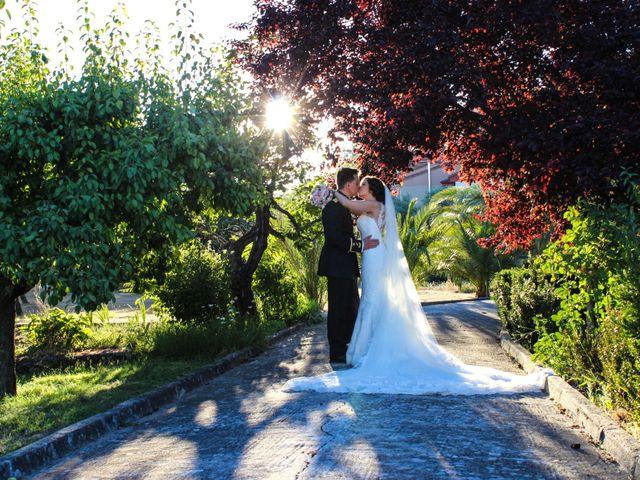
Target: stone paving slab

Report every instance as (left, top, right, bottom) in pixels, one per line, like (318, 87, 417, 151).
(29, 300, 625, 479)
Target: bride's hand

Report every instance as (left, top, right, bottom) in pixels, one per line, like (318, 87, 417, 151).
(363, 235, 379, 250)
(334, 192, 379, 215)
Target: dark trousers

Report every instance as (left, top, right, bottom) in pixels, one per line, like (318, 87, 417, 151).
(326, 276, 360, 359)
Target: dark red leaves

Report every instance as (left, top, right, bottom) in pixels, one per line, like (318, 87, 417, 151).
(236, 0, 640, 250)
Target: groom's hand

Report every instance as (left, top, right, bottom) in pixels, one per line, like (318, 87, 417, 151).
(363, 235, 379, 251)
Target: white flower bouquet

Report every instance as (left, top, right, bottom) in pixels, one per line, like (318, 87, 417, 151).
(310, 184, 335, 208)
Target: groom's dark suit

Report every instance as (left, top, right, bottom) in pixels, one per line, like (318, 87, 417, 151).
(318, 191, 361, 361)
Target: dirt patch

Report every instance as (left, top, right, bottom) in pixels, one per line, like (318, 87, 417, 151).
(416, 288, 477, 303)
(16, 348, 133, 375)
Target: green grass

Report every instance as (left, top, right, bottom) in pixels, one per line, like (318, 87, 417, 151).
(2, 319, 278, 456)
(2, 301, 323, 456)
(0, 358, 210, 455)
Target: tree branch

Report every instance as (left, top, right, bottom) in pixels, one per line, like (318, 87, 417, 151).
(272, 200, 322, 236)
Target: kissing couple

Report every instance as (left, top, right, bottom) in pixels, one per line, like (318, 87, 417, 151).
(284, 167, 551, 395)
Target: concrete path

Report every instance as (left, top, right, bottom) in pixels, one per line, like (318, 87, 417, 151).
(30, 301, 625, 479)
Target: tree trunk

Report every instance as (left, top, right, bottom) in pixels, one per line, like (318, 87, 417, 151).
(476, 280, 488, 298)
(231, 271, 257, 317)
(229, 204, 271, 316)
(0, 275, 30, 399)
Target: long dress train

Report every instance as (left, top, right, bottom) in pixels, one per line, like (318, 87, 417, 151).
(283, 188, 551, 395)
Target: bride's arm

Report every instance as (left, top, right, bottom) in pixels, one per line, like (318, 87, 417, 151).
(334, 192, 378, 215)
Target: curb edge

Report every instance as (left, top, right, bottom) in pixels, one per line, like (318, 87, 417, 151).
(420, 296, 489, 307)
(499, 330, 640, 480)
(0, 322, 307, 479)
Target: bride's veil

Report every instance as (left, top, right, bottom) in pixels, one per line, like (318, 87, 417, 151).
(281, 183, 551, 393)
(382, 186, 436, 340)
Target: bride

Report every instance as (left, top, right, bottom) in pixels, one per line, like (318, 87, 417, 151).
(283, 176, 551, 395)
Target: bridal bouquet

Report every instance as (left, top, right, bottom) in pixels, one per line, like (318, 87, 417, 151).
(310, 184, 335, 208)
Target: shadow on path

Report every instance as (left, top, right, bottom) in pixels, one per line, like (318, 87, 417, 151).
(32, 303, 624, 479)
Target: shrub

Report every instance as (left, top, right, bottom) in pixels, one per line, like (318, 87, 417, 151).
(597, 302, 640, 419)
(150, 315, 266, 359)
(490, 267, 559, 350)
(294, 297, 324, 325)
(253, 247, 303, 326)
(490, 269, 513, 317)
(22, 308, 93, 353)
(276, 238, 327, 308)
(533, 197, 640, 426)
(154, 242, 233, 324)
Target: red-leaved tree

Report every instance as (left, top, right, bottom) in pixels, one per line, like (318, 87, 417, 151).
(236, 0, 639, 250)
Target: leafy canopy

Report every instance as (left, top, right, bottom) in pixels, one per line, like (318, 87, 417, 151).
(237, 0, 639, 250)
(0, 2, 264, 309)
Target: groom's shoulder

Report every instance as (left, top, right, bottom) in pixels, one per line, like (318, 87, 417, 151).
(323, 196, 340, 210)
(321, 197, 342, 221)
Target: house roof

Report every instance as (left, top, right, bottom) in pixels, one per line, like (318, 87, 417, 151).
(403, 159, 443, 181)
(440, 172, 460, 186)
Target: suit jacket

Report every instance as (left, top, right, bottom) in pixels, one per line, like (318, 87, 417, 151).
(317, 194, 361, 278)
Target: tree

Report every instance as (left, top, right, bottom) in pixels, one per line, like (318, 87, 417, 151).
(0, 3, 263, 398)
(428, 186, 514, 297)
(237, 0, 639, 250)
(224, 146, 322, 315)
(396, 198, 442, 280)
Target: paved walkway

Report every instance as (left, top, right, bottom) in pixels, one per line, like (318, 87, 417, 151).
(31, 301, 625, 479)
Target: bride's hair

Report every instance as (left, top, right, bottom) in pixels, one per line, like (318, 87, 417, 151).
(364, 176, 386, 204)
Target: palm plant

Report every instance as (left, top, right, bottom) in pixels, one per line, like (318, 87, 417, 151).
(275, 237, 327, 308)
(395, 198, 443, 284)
(441, 220, 500, 297)
(428, 185, 512, 297)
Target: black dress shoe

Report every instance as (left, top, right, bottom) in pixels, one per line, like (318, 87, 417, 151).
(329, 354, 347, 364)
(330, 362, 350, 371)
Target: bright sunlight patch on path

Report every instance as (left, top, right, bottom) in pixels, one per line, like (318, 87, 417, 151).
(30, 301, 625, 479)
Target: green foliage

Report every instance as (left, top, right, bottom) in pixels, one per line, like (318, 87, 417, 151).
(253, 244, 304, 326)
(22, 308, 93, 353)
(490, 267, 559, 350)
(396, 198, 441, 283)
(83, 319, 154, 354)
(0, 1, 263, 313)
(424, 186, 516, 295)
(393, 188, 445, 216)
(490, 269, 513, 320)
(149, 315, 271, 359)
(193, 208, 253, 253)
(275, 237, 327, 307)
(277, 178, 325, 248)
(154, 242, 233, 324)
(533, 198, 640, 420)
(491, 180, 640, 432)
(443, 221, 500, 297)
(484, 186, 640, 433)
(264, 178, 327, 307)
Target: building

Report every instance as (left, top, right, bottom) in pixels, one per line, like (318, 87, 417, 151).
(398, 159, 464, 205)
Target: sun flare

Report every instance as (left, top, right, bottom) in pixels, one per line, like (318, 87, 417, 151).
(266, 98, 293, 131)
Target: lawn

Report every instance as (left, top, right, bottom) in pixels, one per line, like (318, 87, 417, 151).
(0, 358, 210, 455)
(2, 298, 322, 456)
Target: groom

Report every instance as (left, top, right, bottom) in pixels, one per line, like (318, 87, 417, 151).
(318, 167, 379, 364)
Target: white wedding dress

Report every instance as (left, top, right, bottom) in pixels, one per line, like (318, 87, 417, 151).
(283, 187, 552, 395)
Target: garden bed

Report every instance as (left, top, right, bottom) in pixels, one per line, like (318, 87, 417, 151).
(16, 348, 132, 375)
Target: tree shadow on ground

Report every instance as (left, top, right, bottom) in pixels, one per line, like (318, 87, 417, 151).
(424, 300, 503, 342)
(31, 323, 625, 480)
